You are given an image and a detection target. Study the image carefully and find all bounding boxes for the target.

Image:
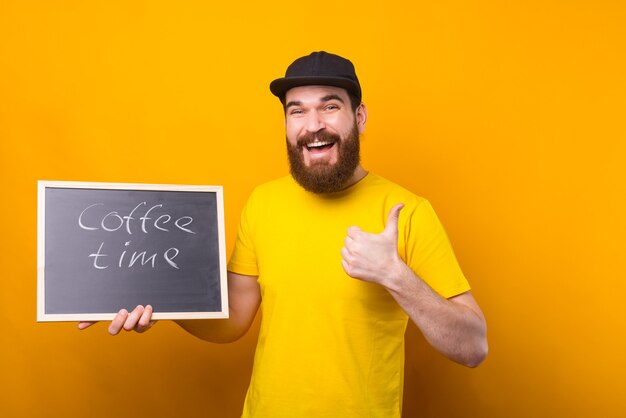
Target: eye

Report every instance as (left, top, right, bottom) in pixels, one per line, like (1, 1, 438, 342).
(289, 109, 304, 115)
(324, 104, 339, 111)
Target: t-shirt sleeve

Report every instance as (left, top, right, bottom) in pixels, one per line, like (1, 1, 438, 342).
(227, 191, 259, 276)
(403, 199, 471, 299)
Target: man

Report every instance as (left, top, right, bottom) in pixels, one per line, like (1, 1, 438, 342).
(80, 51, 487, 417)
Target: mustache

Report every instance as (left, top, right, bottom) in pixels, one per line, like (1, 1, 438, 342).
(296, 130, 341, 148)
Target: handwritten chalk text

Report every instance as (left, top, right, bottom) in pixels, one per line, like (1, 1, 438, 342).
(78, 202, 196, 235)
(79, 202, 193, 270)
(88, 241, 180, 270)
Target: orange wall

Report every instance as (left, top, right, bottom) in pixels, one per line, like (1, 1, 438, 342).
(1, 1, 624, 417)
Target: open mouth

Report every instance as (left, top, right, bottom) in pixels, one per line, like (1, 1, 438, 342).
(304, 140, 336, 153)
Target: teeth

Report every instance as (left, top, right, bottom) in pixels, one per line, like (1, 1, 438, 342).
(307, 141, 332, 148)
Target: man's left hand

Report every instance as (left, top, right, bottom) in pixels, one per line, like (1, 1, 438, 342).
(341, 203, 405, 285)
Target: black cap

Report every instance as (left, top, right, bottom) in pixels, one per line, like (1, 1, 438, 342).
(270, 51, 362, 103)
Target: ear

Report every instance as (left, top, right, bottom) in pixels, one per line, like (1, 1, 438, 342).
(356, 102, 368, 134)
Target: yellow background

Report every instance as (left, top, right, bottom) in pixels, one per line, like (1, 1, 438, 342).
(1, 1, 624, 417)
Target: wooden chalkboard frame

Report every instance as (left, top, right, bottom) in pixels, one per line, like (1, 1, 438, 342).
(37, 180, 229, 322)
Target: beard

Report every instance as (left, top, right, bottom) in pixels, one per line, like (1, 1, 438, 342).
(286, 123, 361, 194)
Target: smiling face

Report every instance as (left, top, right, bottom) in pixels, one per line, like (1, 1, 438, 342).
(284, 85, 367, 193)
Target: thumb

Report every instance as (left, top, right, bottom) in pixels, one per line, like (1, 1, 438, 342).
(383, 203, 404, 237)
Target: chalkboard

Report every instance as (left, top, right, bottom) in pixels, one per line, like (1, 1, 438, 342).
(37, 181, 228, 321)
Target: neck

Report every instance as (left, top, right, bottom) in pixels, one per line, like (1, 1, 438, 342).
(342, 165, 368, 190)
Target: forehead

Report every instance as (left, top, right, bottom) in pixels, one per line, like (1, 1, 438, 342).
(284, 85, 350, 104)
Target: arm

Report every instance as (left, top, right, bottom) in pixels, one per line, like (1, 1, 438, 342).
(78, 271, 261, 343)
(176, 271, 261, 343)
(382, 265, 487, 367)
(341, 204, 488, 367)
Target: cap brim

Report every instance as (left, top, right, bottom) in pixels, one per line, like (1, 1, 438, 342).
(269, 76, 361, 101)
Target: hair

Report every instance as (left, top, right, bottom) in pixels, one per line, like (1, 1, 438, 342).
(280, 90, 362, 114)
(286, 122, 361, 194)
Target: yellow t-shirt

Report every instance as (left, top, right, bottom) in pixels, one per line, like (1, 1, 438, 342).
(228, 173, 470, 418)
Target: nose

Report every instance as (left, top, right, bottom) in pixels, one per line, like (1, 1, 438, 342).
(304, 110, 325, 133)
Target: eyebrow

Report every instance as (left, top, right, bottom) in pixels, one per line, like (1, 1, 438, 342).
(320, 94, 345, 104)
(285, 100, 302, 110)
(285, 94, 345, 110)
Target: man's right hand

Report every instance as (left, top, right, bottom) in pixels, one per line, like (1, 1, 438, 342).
(77, 305, 157, 335)
(76, 272, 261, 342)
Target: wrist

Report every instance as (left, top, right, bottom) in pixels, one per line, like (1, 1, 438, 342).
(382, 257, 412, 292)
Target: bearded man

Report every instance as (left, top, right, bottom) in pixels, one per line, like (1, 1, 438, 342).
(82, 51, 488, 418)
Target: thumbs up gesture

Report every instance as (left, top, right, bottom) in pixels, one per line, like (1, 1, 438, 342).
(341, 203, 405, 285)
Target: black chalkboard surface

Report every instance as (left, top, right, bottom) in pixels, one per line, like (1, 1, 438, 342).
(37, 181, 228, 321)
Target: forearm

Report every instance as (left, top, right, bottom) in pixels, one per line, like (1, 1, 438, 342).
(176, 272, 261, 344)
(175, 313, 253, 344)
(384, 262, 488, 367)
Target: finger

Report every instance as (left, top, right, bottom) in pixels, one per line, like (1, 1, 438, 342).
(108, 309, 129, 335)
(136, 305, 155, 332)
(383, 203, 404, 237)
(343, 236, 358, 254)
(344, 235, 355, 246)
(340, 246, 352, 262)
(341, 259, 353, 277)
(347, 225, 362, 238)
(77, 321, 96, 330)
(123, 305, 145, 331)
(342, 259, 363, 279)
